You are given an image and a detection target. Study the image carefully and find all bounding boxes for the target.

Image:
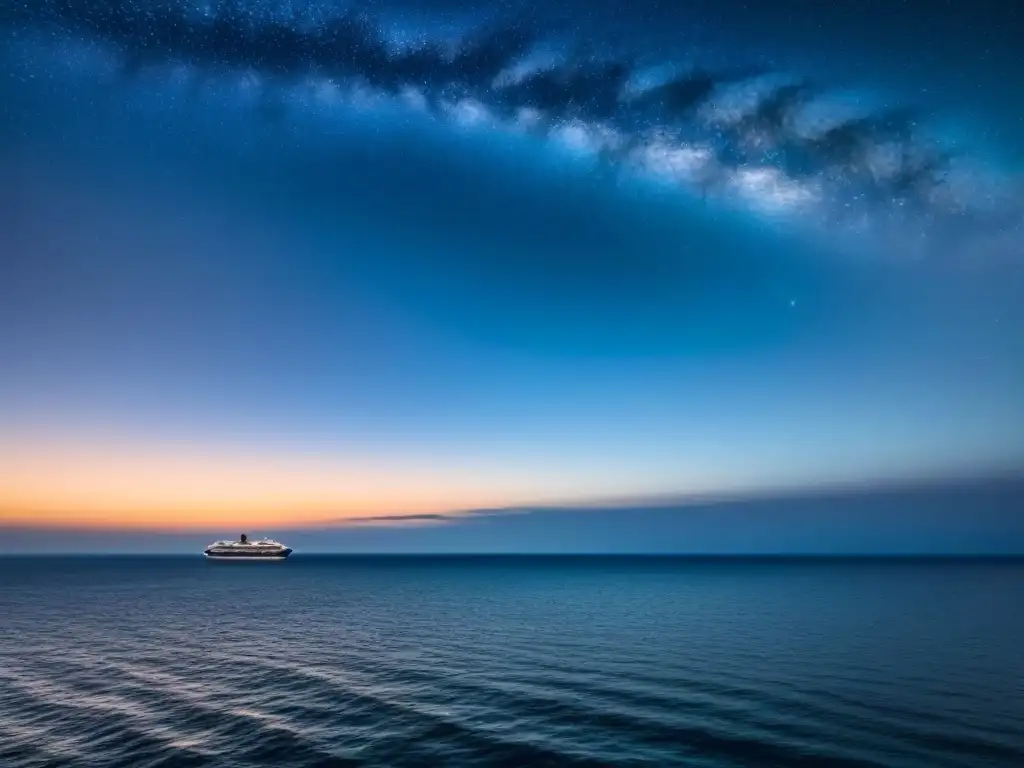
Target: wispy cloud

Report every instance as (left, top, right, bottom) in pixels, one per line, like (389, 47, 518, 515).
(341, 512, 454, 526)
(331, 508, 538, 527)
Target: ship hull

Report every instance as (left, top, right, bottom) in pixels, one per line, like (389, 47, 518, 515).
(204, 548, 293, 560)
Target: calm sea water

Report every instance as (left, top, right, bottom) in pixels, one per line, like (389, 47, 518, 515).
(1, 556, 1022, 767)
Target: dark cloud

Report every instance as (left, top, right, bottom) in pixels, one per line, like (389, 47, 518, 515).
(4, 0, 1020, 260)
(631, 69, 725, 119)
(499, 59, 635, 120)
(729, 81, 820, 150)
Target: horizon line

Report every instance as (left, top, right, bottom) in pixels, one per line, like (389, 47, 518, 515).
(4, 552, 1023, 559)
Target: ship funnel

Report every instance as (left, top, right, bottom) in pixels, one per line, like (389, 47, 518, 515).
(240, 533, 248, 543)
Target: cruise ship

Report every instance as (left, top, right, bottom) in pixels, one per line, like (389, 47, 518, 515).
(204, 534, 293, 560)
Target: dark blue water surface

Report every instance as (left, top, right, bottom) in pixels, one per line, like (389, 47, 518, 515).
(1, 556, 1022, 767)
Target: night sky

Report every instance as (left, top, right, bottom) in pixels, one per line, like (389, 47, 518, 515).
(2, 0, 1022, 551)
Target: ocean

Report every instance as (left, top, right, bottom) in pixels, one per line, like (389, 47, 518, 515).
(1, 556, 1021, 767)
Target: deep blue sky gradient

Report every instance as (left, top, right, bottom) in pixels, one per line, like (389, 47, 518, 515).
(1, 0, 1022, 551)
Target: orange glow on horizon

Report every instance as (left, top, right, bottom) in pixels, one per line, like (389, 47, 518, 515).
(0, 431, 771, 531)
(2, 434, 1000, 532)
(0, 439, 535, 531)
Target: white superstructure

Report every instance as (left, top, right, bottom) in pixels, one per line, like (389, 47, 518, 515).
(204, 533, 293, 560)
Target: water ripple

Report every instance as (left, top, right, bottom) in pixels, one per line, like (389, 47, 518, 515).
(1, 557, 1022, 767)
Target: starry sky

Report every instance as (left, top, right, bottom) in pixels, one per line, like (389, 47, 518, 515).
(1, 0, 1022, 552)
